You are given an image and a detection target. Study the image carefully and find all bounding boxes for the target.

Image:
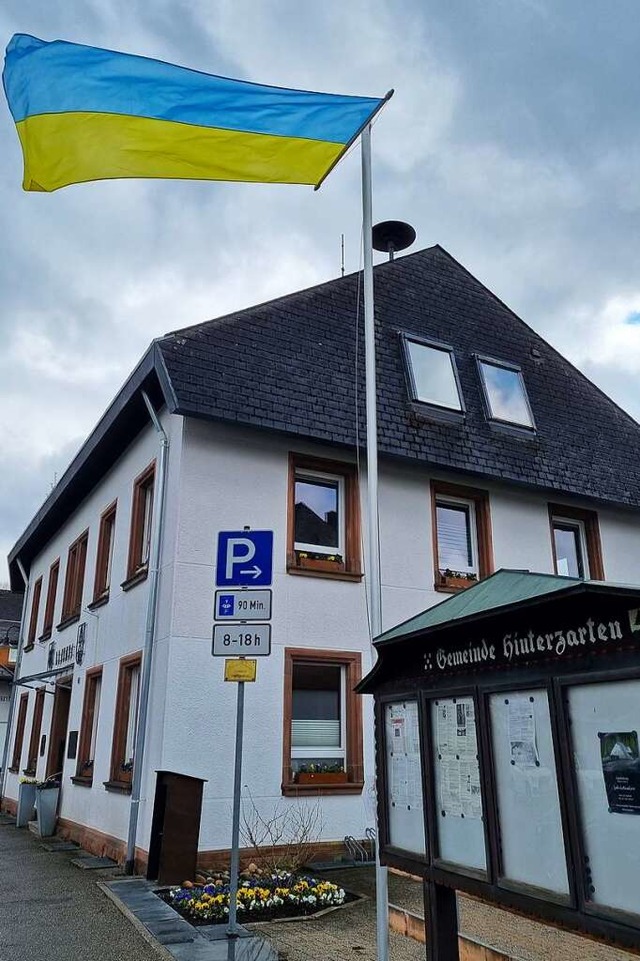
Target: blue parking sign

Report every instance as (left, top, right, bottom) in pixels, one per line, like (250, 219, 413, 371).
(216, 530, 273, 587)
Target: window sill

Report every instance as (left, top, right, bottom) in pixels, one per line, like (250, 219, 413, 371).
(38, 629, 52, 643)
(71, 776, 93, 787)
(22, 768, 36, 778)
(121, 567, 148, 592)
(56, 613, 80, 632)
(22, 643, 35, 654)
(282, 780, 364, 797)
(8, 766, 19, 775)
(103, 780, 132, 794)
(87, 592, 109, 611)
(287, 565, 362, 582)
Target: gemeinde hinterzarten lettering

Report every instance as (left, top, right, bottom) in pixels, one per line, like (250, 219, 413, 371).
(425, 607, 639, 674)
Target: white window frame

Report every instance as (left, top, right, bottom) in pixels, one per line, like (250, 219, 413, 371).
(291, 664, 346, 764)
(402, 335, 464, 411)
(476, 355, 535, 429)
(124, 664, 141, 765)
(104, 517, 115, 593)
(552, 515, 590, 578)
(293, 468, 346, 557)
(435, 495, 479, 576)
(88, 676, 101, 763)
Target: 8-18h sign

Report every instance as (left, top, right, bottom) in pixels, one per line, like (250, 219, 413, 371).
(212, 624, 271, 656)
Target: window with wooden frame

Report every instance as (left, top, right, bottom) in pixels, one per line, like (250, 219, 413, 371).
(92, 501, 117, 605)
(74, 668, 102, 784)
(40, 559, 59, 641)
(124, 463, 155, 586)
(60, 531, 88, 626)
(25, 688, 45, 776)
(25, 576, 42, 649)
(10, 693, 29, 773)
(431, 481, 493, 591)
(106, 653, 142, 792)
(282, 648, 363, 796)
(549, 503, 604, 580)
(287, 454, 361, 579)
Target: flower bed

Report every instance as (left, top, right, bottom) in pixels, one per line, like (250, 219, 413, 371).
(164, 872, 347, 924)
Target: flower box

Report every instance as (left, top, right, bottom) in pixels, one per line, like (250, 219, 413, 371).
(295, 555, 343, 573)
(296, 772, 349, 785)
(437, 572, 477, 591)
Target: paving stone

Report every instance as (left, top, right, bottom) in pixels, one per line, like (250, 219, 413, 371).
(71, 855, 118, 870)
(41, 841, 80, 852)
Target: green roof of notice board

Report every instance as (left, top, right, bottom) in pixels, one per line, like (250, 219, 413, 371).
(375, 569, 584, 645)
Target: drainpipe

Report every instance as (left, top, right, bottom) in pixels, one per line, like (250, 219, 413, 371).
(0, 558, 30, 807)
(124, 392, 169, 874)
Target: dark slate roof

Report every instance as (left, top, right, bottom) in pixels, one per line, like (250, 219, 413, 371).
(158, 245, 640, 508)
(0, 590, 23, 623)
(9, 245, 640, 588)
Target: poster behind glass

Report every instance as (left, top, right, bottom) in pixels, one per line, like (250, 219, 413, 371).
(569, 679, 640, 918)
(384, 701, 425, 856)
(431, 696, 486, 872)
(490, 690, 569, 896)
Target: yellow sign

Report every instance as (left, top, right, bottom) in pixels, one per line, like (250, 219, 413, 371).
(224, 658, 257, 682)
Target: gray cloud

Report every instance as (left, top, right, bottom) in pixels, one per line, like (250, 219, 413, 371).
(1, 0, 640, 584)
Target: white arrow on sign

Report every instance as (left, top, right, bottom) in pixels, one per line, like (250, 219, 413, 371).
(240, 565, 262, 579)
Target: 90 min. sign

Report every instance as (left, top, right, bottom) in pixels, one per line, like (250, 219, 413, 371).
(212, 624, 271, 657)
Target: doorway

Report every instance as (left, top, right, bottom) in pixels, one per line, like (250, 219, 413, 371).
(46, 679, 72, 779)
(147, 772, 205, 884)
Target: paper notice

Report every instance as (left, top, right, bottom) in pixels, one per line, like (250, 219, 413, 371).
(436, 697, 483, 819)
(386, 702, 423, 811)
(507, 696, 539, 769)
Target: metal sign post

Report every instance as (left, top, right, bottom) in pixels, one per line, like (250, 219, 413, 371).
(213, 528, 274, 939)
(227, 664, 246, 938)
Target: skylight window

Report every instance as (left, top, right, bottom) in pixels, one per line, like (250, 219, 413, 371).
(477, 358, 534, 428)
(403, 336, 463, 411)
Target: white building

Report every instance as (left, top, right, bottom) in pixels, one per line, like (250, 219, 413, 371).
(3, 245, 640, 874)
(0, 591, 22, 763)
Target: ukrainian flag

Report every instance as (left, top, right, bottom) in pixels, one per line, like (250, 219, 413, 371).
(3, 34, 386, 193)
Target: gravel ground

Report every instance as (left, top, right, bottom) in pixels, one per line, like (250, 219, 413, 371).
(0, 820, 163, 961)
(252, 866, 640, 961)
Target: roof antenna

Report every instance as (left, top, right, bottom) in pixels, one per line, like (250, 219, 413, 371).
(372, 221, 416, 262)
(341, 233, 345, 277)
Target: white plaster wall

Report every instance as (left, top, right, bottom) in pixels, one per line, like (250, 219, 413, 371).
(167, 419, 640, 853)
(4, 409, 182, 849)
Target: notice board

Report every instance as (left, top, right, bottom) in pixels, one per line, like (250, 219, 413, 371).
(384, 700, 425, 855)
(431, 696, 486, 871)
(569, 678, 640, 918)
(490, 689, 569, 896)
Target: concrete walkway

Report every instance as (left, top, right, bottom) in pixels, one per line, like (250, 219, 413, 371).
(0, 817, 162, 961)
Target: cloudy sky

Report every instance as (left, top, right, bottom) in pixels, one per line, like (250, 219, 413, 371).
(1, 0, 640, 585)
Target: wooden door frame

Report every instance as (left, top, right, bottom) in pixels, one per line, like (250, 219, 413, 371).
(46, 677, 72, 779)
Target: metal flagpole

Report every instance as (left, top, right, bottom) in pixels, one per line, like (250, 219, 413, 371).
(361, 122, 389, 961)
